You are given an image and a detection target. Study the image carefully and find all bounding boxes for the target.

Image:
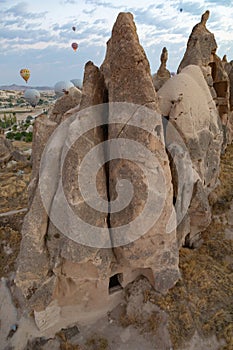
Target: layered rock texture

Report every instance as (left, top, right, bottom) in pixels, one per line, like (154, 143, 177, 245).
(14, 10, 227, 336)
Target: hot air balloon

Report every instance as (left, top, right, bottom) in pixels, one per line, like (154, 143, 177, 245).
(24, 89, 40, 107)
(71, 42, 78, 51)
(20, 68, 30, 83)
(72, 26, 76, 31)
(54, 81, 74, 97)
(70, 78, 82, 89)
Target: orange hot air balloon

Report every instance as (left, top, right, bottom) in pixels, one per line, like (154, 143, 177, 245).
(71, 42, 78, 51)
(20, 68, 30, 83)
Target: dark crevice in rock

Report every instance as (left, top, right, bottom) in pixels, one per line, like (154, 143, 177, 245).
(162, 116, 178, 207)
(102, 90, 113, 248)
(101, 86, 117, 253)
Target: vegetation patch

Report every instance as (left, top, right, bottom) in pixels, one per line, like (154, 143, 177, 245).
(0, 225, 21, 277)
(85, 335, 109, 350)
(0, 113, 17, 129)
(6, 131, 32, 142)
(0, 161, 31, 213)
(210, 143, 233, 213)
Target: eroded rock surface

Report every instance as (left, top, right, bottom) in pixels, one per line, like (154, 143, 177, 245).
(49, 86, 82, 124)
(178, 10, 232, 146)
(101, 12, 179, 292)
(152, 47, 171, 91)
(0, 136, 14, 166)
(158, 65, 223, 246)
(178, 11, 217, 72)
(15, 12, 180, 333)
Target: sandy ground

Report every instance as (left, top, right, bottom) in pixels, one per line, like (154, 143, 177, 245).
(0, 279, 158, 350)
(0, 278, 226, 350)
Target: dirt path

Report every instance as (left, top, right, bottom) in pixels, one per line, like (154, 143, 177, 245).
(0, 208, 27, 217)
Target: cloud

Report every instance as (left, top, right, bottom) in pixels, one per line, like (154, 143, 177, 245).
(206, 0, 232, 5)
(85, 0, 122, 10)
(52, 18, 110, 45)
(60, 0, 77, 4)
(83, 8, 96, 14)
(0, 27, 48, 40)
(177, 2, 205, 15)
(4, 2, 47, 20)
(4, 2, 28, 16)
(93, 19, 107, 25)
(2, 19, 18, 27)
(0, 42, 106, 86)
(134, 10, 179, 30)
(1, 0, 233, 86)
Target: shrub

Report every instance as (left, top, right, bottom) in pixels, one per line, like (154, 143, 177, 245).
(6, 132, 14, 140)
(14, 132, 22, 141)
(25, 132, 33, 142)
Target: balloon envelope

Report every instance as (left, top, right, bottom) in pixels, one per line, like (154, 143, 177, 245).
(54, 81, 74, 97)
(24, 89, 40, 107)
(72, 26, 76, 31)
(20, 68, 30, 83)
(70, 79, 82, 89)
(71, 42, 78, 51)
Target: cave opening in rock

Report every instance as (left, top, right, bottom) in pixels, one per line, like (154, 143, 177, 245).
(109, 273, 123, 294)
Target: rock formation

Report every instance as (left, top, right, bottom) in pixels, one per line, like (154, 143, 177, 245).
(220, 56, 233, 142)
(152, 47, 171, 91)
(0, 134, 28, 167)
(178, 10, 233, 146)
(0, 135, 14, 166)
(158, 64, 223, 246)
(101, 12, 179, 293)
(49, 86, 82, 124)
(15, 12, 180, 333)
(12, 8, 229, 340)
(0, 9, 232, 350)
(178, 11, 217, 72)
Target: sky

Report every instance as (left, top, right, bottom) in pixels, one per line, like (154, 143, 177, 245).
(1, 0, 233, 87)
